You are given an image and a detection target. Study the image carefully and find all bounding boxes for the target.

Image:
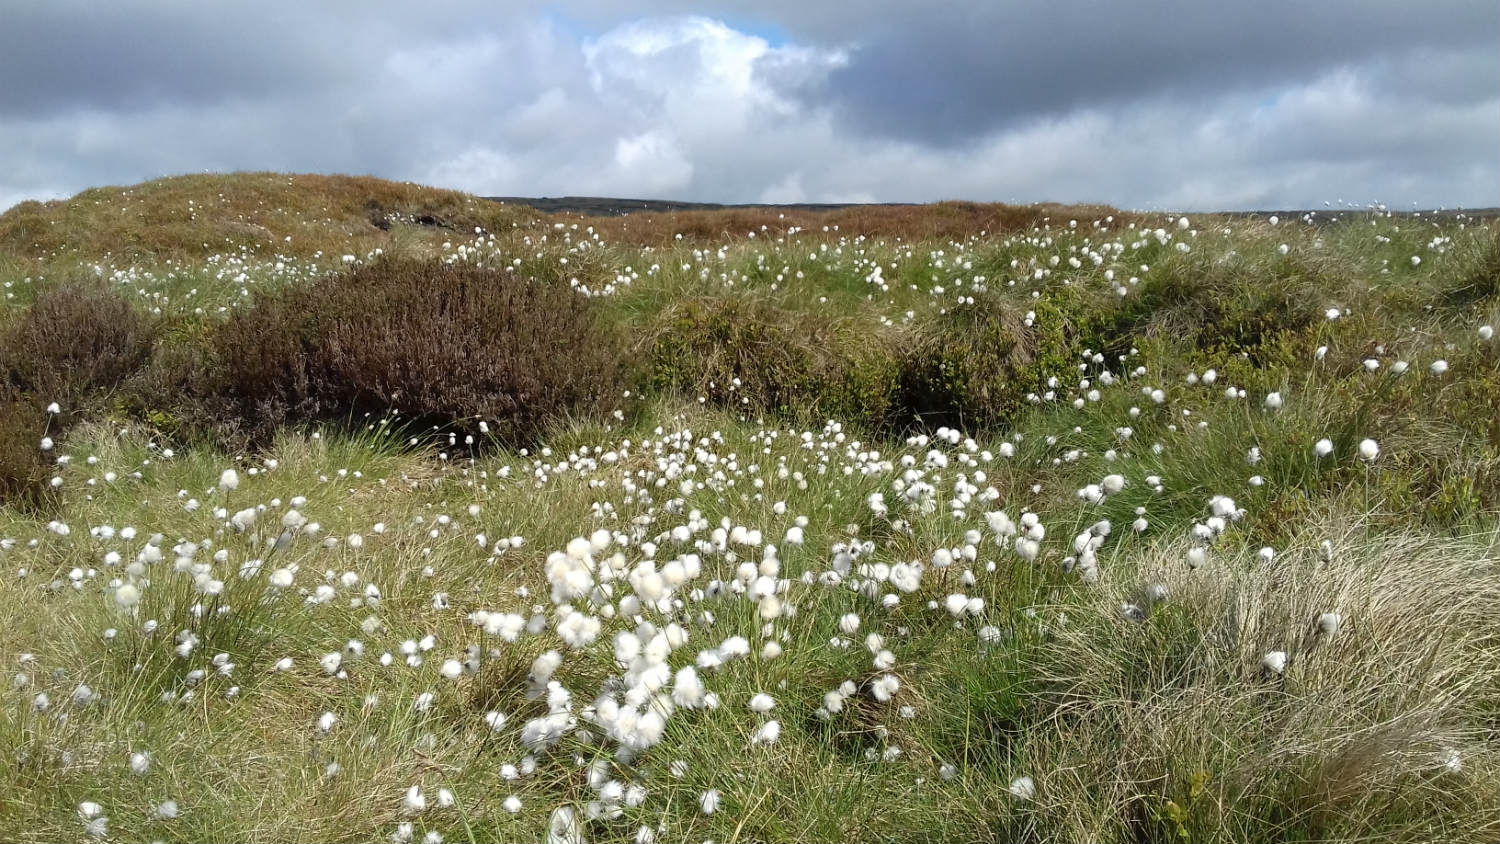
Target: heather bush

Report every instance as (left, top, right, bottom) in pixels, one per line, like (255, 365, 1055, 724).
(0, 396, 56, 512)
(0, 282, 154, 416)
(0, 283, 154, 507)
(159, 258, 631, 447)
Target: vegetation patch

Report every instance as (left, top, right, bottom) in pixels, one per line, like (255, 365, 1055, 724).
(151, 257, 631, 448)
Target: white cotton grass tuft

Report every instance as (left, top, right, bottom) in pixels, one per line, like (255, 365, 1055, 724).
(1358, 438, 1379, 461)
(1261, 651, 1288, 675)
(750, 719, 782, 746)
(114, 582, 140, 609)
(78, 801, 107, 838)
(1314, 439, 1334, 459)
(1186, 547, 1207, 569)
(1007, 776, 1036, 801)
(698, 789, 721, 815)
(548, 805, 584, 844)
(871, 674, 901, 702)
(1316, 612, 1342, 636)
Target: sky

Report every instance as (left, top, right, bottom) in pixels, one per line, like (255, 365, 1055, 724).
(1, 0, 1496, 212)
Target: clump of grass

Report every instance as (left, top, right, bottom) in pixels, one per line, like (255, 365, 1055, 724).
(898, 288, 1105, 431)
(1021, 527, 1500, 843)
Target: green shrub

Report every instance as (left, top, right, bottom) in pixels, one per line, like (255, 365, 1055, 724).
(898, 288, 1104, 431)
(647, 296, 903, 430)
(156, 258, 631, 448)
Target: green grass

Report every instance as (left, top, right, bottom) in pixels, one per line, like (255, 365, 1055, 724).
(0, 175, 1497, 842)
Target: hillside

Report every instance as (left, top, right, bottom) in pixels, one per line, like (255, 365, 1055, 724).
(0, 173, 1497, 843)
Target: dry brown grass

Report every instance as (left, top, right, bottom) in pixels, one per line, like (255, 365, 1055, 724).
(1023, 521, 1500, 842)
(587, 200, 1143, 246)
(0, 174, 1152, 266)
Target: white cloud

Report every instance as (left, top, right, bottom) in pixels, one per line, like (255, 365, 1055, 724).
(0, 6, 1494, 212)
(612, 130, 694, 194)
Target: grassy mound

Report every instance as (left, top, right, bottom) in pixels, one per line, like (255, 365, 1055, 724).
(0, 172, 542, 263)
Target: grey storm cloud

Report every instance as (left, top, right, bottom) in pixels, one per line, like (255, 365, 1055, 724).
(798, 2, 1498, 145)
(0, 0, 1495, 212)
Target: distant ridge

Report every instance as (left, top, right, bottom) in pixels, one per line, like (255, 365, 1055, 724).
(484, 196, 916, 216)
(486, 195, 1500, 221)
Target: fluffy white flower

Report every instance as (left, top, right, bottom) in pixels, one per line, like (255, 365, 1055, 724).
(672, 666, 705, 708)
(749, 719, 781, 745)
(1261, 651, 1288, 675)
(548, 805, 583, 844)
(1008, 776, 1036, 800)
(114, 583, 140, 609)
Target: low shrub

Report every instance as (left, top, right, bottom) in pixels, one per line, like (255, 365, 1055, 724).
(156, 258, 632, 448)
(646, 296, 903, 430)
(0, 283, 154, 508)
(898, 289, 1105, 432)
(0, 282, 154, 416)
(0, 397, 56, 512)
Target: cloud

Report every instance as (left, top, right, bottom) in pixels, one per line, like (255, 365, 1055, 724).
(0, 1, 1495, 213)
